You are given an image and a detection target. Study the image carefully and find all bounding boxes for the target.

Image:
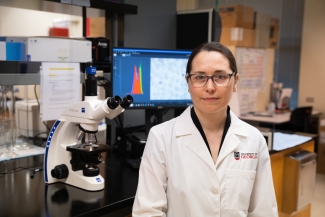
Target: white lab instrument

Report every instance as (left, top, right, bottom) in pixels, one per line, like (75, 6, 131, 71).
(44, 65, 133, 191)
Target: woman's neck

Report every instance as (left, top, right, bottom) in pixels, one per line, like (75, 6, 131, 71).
(194, 106, 228, 131)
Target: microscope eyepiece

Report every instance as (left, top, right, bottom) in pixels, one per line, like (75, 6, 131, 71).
(120, 95, 134, 108)
(107, 95, 121, 109)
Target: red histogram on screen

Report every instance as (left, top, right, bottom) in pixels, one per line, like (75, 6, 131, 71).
(131, 63, 143, 94)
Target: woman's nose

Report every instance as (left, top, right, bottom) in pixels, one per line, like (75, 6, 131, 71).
(205, 79, 216, 91)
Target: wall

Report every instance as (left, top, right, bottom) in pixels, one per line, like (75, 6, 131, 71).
(0, 5, 82, 36)
(299, 0, 325, 116)
(0, 0, 41, 11)
(275, 0, 304, 109)
(124, 0, 176, 49)
(180, 0, 304, 109)
(119, 0, 177, 129)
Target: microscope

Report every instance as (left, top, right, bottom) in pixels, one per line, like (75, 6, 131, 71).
(44, 65, 133, 191)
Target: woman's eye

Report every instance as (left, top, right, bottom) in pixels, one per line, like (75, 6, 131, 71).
(195, 75, 206, 80)
(215, 74, 228, 80)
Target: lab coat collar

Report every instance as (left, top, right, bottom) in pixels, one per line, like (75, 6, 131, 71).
(216, 111, 249, 167)
(175, 106, 248, 138)
(175, 107, 249, 170)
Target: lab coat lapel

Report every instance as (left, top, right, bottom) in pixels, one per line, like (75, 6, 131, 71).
(216, 131, 241, 167)
(216, 111, 249, 167)
(175, 107, 216, 173)
(186, 132, 216, 172)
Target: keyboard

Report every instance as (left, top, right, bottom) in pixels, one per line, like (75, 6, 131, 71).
(127, 158, 141, 169)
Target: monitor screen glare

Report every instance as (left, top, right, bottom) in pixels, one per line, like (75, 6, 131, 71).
(112, 47, 193, 109)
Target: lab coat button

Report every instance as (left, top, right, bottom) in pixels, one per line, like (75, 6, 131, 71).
(210, 187, 218, 195)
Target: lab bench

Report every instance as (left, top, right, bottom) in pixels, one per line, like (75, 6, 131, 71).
(0, 132, 317, 217)
(0, 151, 138, 217)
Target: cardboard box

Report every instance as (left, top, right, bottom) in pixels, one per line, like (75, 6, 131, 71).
(317, 119, 325, 174)
(269, 18, 279, 48)
(220, 27, 255, 47)
(218, 5, 255, 29)
(177, 0, 198, 11)
(88, 17, 106, 37)
(254, 12, 271, 48)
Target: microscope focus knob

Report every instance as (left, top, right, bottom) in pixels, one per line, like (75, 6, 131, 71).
(51, 164, 69, 179)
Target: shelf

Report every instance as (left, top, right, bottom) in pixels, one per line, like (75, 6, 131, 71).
(0, 60, 111, 85)
(0, 73, 87, 85)
(0, 61, 41, 74)
(44, 0, 138, 14)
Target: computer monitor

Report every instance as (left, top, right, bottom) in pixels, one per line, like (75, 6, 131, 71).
(112, 47, 193, 135)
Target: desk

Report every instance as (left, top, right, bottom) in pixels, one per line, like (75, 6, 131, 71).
(240, 112, 291, 124)
(270, 132, 317, 217)
(239, 110, 322, 125)
(0, 151, 138, 217)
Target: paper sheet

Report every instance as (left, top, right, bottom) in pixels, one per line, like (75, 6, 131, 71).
(40, 62, 80, 121)
(273, 132, 312, 151)
(235, 48, 267, 115)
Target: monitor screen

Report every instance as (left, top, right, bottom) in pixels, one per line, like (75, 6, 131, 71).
(112, 47, 193, 109)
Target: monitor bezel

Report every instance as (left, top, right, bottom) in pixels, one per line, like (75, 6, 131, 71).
(111, 46, 193, 109)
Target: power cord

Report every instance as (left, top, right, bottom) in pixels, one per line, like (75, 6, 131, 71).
(34, 85, 50, 132)
(30, 168, 44, 179)
(33, 132, 48, 147)
(0, 166, 43, 179)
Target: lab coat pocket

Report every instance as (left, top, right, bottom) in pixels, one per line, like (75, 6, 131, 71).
(225, 170, 256, 211)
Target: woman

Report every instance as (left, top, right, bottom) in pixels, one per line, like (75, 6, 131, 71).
(132, 42, 278, 217)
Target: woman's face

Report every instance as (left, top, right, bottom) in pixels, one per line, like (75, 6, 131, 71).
(187, 50, 238, 115)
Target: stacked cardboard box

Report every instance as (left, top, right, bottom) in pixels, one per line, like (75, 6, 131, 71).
(254, 12, 271, 48)
(269, 18, 279, 48)
(218, 5, 255, 47)
(318, 119, 325, 174)
(88, 17, 106, 37)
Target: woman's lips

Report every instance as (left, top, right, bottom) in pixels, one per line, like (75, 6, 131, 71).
(203, 97, 219, 102)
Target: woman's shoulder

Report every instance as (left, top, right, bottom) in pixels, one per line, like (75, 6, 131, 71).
(230, 111, 265, 138)
(150, 116, 178, 135)
(150, 106, 191, 136)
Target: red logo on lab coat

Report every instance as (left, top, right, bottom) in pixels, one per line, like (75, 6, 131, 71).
(234, 152, 240, 160)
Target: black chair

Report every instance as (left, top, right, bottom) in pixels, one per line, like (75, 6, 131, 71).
(289, 106, 313, 133)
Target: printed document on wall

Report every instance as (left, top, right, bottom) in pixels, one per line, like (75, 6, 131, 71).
(236, 48, 267, 115)
(40, 62, 80, 121)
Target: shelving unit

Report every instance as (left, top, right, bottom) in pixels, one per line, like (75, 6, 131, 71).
(0, 61, 110, 85)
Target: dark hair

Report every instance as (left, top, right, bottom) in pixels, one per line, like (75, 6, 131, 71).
(186, 42, 237, 75)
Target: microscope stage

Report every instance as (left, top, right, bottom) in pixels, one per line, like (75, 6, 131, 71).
(66, 144, 111, 155)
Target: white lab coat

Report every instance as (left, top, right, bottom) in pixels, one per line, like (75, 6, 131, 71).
(133, 107, 278, 217)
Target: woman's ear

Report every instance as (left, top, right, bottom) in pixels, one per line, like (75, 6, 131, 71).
(185, 74, 189, 83)
(185, 74, 190, 92)
(234, 74, 239, 86)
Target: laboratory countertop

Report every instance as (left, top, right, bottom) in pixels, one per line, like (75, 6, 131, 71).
(0, 131, 318, 217)
(0, 151, 139, 217)
(239, 110, 322, 124)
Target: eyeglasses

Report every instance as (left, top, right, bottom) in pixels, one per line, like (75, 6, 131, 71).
(187, 73, 235, 87)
